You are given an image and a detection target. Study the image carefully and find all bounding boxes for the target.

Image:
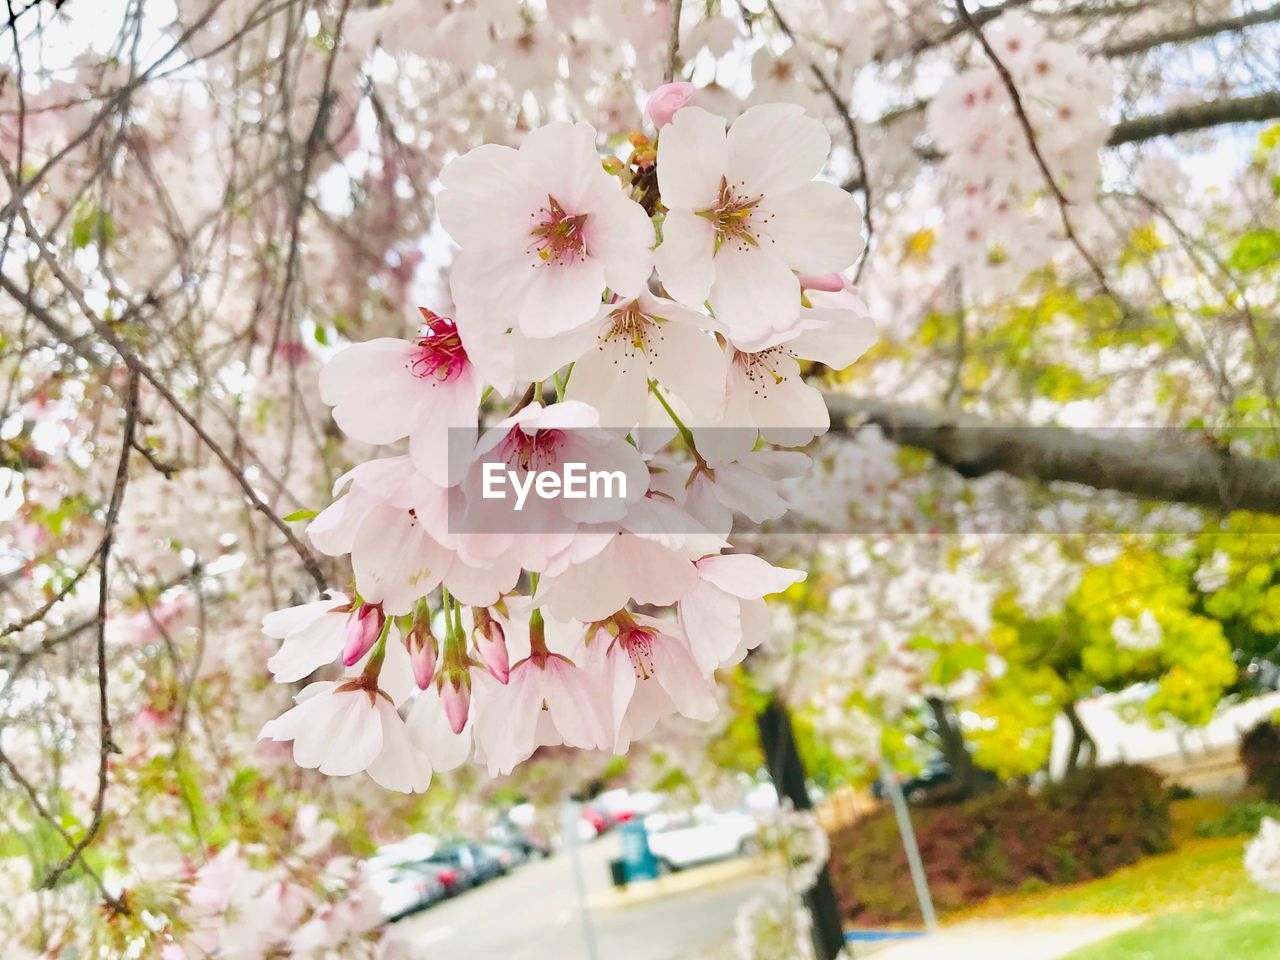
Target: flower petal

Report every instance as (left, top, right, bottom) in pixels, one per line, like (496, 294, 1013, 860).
(515, 257, 607, 338)
(725, 103, 829, 197)
(709, 245, 800, 347)
(319, 339, 424, 446)
(655, 208, 717, 308)
(760, 180, 863, 273)
(564, 332, 650, 429)
(367, 701, 432, 793)
(656, 106, 728, 210)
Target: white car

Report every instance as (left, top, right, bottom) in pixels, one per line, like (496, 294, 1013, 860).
(644, 807, 761, 871)
(370, 864, 445, 921)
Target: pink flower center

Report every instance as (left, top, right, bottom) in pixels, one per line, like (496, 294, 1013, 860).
(529, 195, 589, 265)
(697, 177, 769, 254)
(622, 628, 656, 680)
(499, 425, 566, 472)
(407, 310, 468, 383)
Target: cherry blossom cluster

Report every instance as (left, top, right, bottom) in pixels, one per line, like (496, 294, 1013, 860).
(733, 807, 829, 960)
(926, 13, 1114, 290)
(1246, 817, 1280, 894)
(160, 842, 388, 960)
(0, 803, 408, 960)
(257, 91, 873, 791)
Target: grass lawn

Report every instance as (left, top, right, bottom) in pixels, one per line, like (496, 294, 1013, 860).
(957, 835, 1260, 919)
(948, 796, 1280, 959)
(1061, 891, 1280, 960)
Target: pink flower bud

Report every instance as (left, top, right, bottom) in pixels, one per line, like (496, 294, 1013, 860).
(645, 81, 696, 129)
(472, 609, 510, 684)
(407, 626, 438, 690)
(440, 675, 471, 734)
(797, 272, 847, 293)
(342, 604, 385, 667)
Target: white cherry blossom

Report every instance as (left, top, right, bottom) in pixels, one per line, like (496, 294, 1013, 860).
(439, 121, 655, 340)
(563, 292, 727, 428)
(655, 103, 863, 349)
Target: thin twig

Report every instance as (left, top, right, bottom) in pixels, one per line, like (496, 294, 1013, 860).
(953, 0, 1122, 306)
(270, 0, 352, 364)
(0, 745, 127, 912)
(0, 272, 328, 592)
(663, 0, 684, 83)
(40, 368, 137, 895)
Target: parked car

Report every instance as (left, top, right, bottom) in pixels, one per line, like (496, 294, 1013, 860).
(426, 842, 505, 886)
(479, 842, 521, 871)
(644, 807, 761, 872)
(872, 757, 952, 801)
(486, 825, 551, 861)
(412, 860, 468, 898)
(370, 863, 446, 921)
(581, 804, 612, 836)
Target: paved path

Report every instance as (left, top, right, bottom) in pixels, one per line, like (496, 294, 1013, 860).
(387, 833, 772, 960)
(387, 838, 1144, 960)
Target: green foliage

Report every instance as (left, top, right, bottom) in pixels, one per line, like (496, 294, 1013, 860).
(1229, 229, 1280, 272)
(967, 547, 1238, 779)
(70, 205, 116, 250)
(1187, 513, 1280, 665)
(828, 765, 1173, 925)
(1194, 800, 1280, 839)
(1072, 554, 1235, 725)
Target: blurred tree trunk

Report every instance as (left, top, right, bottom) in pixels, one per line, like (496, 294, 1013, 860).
(1063, 701, 1098, 775)
(926, 696, 996, 799)
(756, 697, 850, 960)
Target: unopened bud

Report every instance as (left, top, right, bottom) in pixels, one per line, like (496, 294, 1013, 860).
(407, 618, 438, 690)
(472, 608, 510, 684)
(342, 604, 385, 667)
(440, 672, 471, 734)
(601, 156, 626, 175)
(644, 82, 696, 129)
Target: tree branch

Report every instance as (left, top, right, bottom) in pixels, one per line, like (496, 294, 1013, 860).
(0, 273, 328, 591)
(845, 91, 1280, 192)
(1107, 91, 1280, 145)
(826, 396, 1280, 515)
(38, 368, 137, 897)
(1100, 3, 1280, 57)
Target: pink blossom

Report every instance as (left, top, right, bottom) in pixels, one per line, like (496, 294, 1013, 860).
(472, 609, 612, 775)
(797, 272, 846, 292)
(645, 81, 696, 128)
(258, 679, 431, 792)
(678, 554, 806, 673)
(319, 309, 482, 486)
(439, 122, 655, 340)
(590, 614, 719, 751)
(405, 613, 438, 690)
(341, 603, 386, 667)
(471, 606, 511, 684)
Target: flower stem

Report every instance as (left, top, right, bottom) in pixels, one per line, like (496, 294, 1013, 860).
(648, 379, 701, 458)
